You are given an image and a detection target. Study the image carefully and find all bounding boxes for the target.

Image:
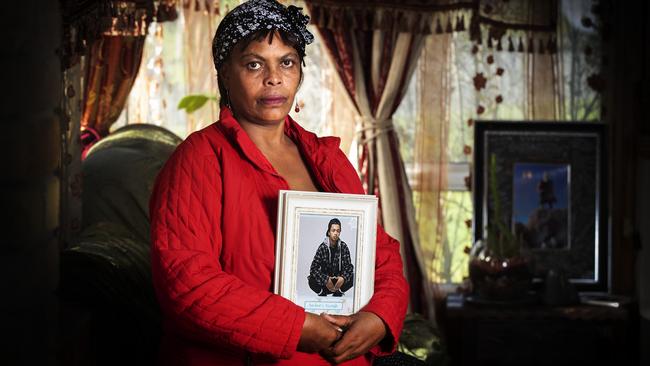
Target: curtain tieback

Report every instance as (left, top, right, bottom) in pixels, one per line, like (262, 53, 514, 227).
(357, 117, 394, 146)
(80, 127, 101, 160)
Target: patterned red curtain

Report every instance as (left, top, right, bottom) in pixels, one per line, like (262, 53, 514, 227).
(80, 34, 146, 155)
(61, 0, 179, 157)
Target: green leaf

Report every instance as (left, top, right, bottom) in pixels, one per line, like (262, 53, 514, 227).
(177, 94, 218, 114)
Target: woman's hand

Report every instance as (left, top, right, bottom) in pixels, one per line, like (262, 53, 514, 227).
(297, 312, 343, 353)
(320, 312, 387, 364)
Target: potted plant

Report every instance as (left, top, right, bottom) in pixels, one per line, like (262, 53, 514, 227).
(469, 154, 533, 302)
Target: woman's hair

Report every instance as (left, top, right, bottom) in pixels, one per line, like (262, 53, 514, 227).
(216, 29, 304, 108)
(325, 218, 342, 237)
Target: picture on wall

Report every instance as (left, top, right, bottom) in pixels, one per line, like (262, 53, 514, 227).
(473, 121, 608, 291)
(512, 163, 570, 251)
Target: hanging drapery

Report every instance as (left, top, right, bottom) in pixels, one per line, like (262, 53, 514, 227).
(61, 0, 180, 157)
(180, 0, 225, 132)
(80, 34, 146, 152)
(469, 0, 561, 120)
(306, 0, 560, 319)
(306, 0, 438, 318)
(411, 32, 452, 315)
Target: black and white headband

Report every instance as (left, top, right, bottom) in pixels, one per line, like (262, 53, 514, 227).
(212, 0, 314, 70)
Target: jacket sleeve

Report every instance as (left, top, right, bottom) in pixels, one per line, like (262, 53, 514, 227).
(329, 149, 409, 355)
(340, 243, 355, 288)
(309, 245, 328, 287)
(149, 136, 305, 359)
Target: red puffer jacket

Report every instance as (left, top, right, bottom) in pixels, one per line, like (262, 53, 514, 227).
(150, 107, 408, 365)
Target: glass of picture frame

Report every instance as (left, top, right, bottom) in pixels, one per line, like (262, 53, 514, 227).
(274, 190, 377, 315)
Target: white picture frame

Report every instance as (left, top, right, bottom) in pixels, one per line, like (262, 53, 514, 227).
(274, 190, 377, 315)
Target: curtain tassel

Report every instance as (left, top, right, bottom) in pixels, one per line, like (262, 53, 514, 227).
(398, 12, 409, 33)
(435, 18, 443, 34)
(445, 16, 453, 33)
(350, 11, 358, 30)
(517, 37, 524, 52)
(527, 38, 534, 53)
(508, 36, 515, 52)
(362, 10, 372, 31)
(456, 15, 465, 32)
(381, 10, 392, 30)
(421, 17, 432, 35)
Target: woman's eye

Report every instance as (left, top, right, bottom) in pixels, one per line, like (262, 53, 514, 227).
(247, 62, 261, 70)
(281, 59, 295, 68)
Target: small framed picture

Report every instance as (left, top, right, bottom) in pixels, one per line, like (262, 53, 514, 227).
(274, 190, 377, 315)
(512, 162, 571, 250)
(473, 121, 608, 291)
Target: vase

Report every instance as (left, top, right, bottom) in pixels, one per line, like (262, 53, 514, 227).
(468, 240, 534, 303)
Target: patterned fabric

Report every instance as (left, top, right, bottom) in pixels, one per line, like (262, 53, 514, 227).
(309, 239, 354, 293)
(212, 0, 314, 70)
(81, 35, 145, 142)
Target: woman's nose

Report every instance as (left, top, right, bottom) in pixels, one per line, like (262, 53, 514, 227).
(264, 66, 282, 86)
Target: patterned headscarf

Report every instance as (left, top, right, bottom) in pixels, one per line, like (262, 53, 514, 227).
(212, 0, 314, 70)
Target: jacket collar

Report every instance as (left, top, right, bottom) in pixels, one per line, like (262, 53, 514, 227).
(216, 107, 341, 188)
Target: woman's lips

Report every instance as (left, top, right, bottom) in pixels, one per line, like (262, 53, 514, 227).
(260, 96, 287, 106)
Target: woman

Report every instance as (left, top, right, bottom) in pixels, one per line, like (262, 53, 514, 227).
(149, 0, 408, 365)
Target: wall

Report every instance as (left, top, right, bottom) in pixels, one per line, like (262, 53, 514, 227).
(0, 2, 62, 364)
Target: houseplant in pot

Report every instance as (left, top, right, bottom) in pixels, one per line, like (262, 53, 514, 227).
(469, 154, 533, 303)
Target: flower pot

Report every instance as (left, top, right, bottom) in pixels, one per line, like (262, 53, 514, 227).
(469, 255, 533, 302)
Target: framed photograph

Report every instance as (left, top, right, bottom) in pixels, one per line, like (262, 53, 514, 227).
(473, 121, 608, 291)
(274, 190, 377, 315)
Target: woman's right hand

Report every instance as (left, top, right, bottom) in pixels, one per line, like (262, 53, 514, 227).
(297, 312, 343, 353)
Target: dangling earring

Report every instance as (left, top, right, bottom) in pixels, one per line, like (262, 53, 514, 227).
(294, 99, 300, 113)
(225, 89, 232, 109)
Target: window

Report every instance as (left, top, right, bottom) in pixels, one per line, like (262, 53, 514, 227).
(395, 0, 601, 284)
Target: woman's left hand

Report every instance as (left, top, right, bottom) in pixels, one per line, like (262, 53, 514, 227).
(320, 312, 387, 364)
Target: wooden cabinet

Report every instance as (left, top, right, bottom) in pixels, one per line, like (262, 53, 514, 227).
(442, 295, 638, 366)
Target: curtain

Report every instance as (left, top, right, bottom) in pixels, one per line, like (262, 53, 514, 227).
(411, 33, 452, 316)
(180, 0, 225, 132)
(410, 1, 605, 303)
(112, 0, 245, 138)
(63, 1, 155, 157)
(306, 0, 564, 319)
(307, 0, 436, 318)
(80, 35, 146, 156)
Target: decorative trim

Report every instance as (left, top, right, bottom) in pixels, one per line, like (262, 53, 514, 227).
(60, 0, 179, 68)
(306, 0, 558, 52)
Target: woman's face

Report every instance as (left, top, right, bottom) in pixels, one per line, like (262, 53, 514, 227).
(222, 31, 301, 125)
